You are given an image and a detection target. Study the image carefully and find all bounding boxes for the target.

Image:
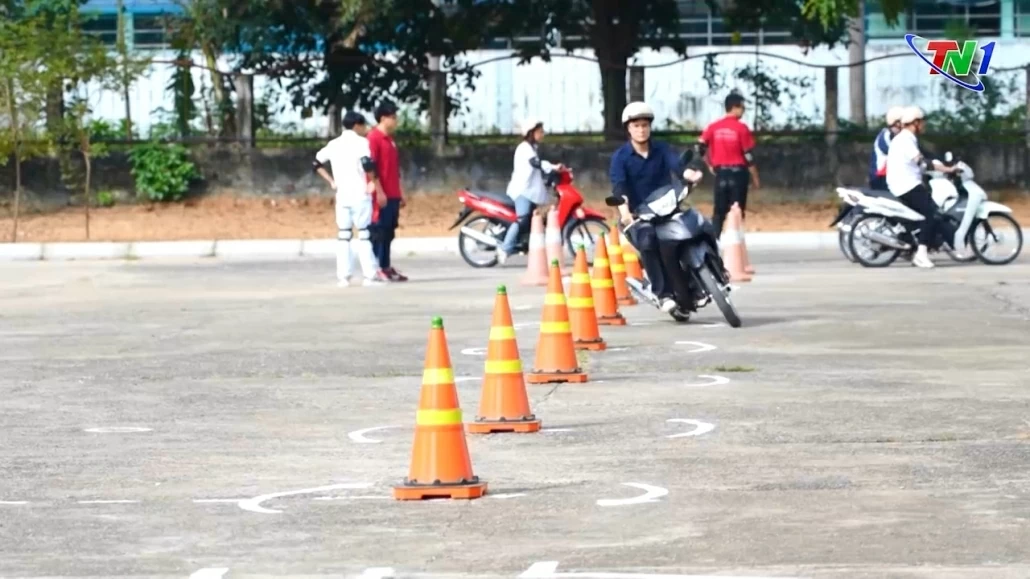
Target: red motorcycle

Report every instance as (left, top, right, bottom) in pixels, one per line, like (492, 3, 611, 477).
(447, 165, 605, 267)
(448, 167, 610, 268)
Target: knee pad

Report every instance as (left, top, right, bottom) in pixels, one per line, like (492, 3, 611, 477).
(357, 228, 372, 241)
(337, 229, 353, 241)
(629, 223, 658, 251)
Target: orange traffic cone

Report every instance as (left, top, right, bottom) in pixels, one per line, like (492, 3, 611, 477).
(737, 205, 755, 275)
(526, 260, 588, 384)
(468, 285, 541, 434)
(720, 203, 752, 283)
(394, 316, 487, 500)
(545, 206, 564, 269)
(607, 227, 637, 306)
(521, 212, 549, 286)
(620, 226, 645, 281)
(590, 234, 627, 326)
(568, 246, 606, 351)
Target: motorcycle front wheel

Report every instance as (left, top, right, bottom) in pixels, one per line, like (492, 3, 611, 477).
(697, 266, 742, 328)
(972, 213, 1024, 265)
(847, 214, 901, 268)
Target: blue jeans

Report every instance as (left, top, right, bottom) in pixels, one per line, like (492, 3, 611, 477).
(500, 196, 536, 254)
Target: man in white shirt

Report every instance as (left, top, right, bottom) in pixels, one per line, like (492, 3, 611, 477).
(313, 111, 386, 286)
(886, 106, 958, 269)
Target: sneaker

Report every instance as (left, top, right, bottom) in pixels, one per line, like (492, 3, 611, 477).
(375, 269, 393, 282)
(496, 249, 509, 265)
(386, 267, 408, 282)
(337, 278, 350, 288)
(912, 247, 935, 269)
(363, 276, 387, 286)
(659, 297, 677, 312)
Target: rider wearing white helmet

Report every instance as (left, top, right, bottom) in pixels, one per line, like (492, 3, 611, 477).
(609, 101, 703, 312)
(497, 117, 564, 264)
(868, 105, 905, 190)
(885, 105, 959, 268)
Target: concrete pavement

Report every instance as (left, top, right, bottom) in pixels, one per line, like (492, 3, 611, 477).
(1, 250, 1029, 578)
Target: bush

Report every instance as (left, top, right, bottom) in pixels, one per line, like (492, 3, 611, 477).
(129, 141, 201, 202)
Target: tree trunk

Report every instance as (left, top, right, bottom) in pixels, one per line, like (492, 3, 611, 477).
(847, 2, 866, 126)
(6, 78, 22, 243)
(204, 45, 235, 136)
(117, 0, 133, 139)
(45, 81, 64, 136)
(598, 63, 628, 141)
(82, 136, 92, 240)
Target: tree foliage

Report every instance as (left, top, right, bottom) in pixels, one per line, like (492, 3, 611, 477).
(709, 0, 910, 48)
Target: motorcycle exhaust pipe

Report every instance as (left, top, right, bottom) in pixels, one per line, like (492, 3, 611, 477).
(459, 226, 499, 248)
(865, 230, 911, 251)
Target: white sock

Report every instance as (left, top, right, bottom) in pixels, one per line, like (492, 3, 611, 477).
(355, 238, 378, 279)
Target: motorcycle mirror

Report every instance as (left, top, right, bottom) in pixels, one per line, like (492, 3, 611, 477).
(604, 195, 626, 207)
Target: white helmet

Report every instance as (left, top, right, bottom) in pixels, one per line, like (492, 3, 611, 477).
(621, 102, 655, 125)
(519, 117, 543, 136)
(885, 106, 904, 126)
(901, 106, 925, 125)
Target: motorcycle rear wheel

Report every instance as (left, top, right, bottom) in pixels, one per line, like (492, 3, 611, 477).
(697, 266, 741, 328)
(847, 214, 901, 268)
(458, 215, 501, 268)
(838, 229, 857, 263)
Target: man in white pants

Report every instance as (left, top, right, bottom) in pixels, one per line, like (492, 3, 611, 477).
(313, 111, 386, 286)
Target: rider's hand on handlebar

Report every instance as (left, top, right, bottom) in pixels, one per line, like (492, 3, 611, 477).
(683, 168, 704, 184)
(618, 206, 633, 226)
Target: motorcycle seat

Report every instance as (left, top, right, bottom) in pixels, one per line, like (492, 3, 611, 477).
(468, 189, 515, 207)
(851, 187, 896, 199)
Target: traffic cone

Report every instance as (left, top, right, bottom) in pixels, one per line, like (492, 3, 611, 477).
(737, 204, 755, 275)
(590, 234, 627, 326)
(526, 259, 588, 384)
(568, 245, 606, 351)
(394, 316, 487, 500)
(521, 212, 549, 286)
(620, 225, 645, 281)
(606, 227, 637, 307)
(719, 203, 752, 283)
(545, 206, 564, 269)
(468, 285, 541, 434)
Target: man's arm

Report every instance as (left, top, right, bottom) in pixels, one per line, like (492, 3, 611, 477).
(698, 124, 713, 173)
(609, 150, 633, 222)
(360, 138, 387, 203)
(740, 124, 759, 189)
(312, 145, 335, 189)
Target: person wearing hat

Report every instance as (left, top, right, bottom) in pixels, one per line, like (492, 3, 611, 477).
(698, 92, 760, 239)
(312, 111, 387, 286)
(609, 101, 704, 313)
(869, 105, 905, 190)
(496, 118, 564, 264)
(885, 105, 960, 269)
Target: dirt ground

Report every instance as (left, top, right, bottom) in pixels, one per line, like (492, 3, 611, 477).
(2, 192, 1030, 242)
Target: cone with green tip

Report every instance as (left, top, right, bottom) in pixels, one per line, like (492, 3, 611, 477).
(394, 316, 487, 500)
(468, 285, 541, 433)
(527, 260, 588, 384)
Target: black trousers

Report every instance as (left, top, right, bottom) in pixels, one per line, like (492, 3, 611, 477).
(712, 167, 750, 239)
(868, 175, 887, 190)
(372, 198, 401, 269)
(899, 184, 936, 247)
(626, 221, 671, 299)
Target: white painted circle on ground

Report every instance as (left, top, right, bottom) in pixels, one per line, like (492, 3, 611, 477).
(460, 347, 488, 356)
(607, 347, 630, 352)
(512, 305, 533, 311)
(596, 482, 668, 507)
(684, 375, 730, 387)
(541, 428, 575, 433)
(84, 427, 152, 433)
(514, 321, 540, 330)
(347, 425, 400, 444)
(665, 418, 716, 438)
(673, 341, 717, 353)
(700, 322, 726, 328)
(454, 376, 480, 383)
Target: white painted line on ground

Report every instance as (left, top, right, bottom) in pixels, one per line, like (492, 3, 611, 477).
(673, 341, 717, 353)
(77, 500, 140, 504)
(514, 321, 540, 329)
(237, 482, 373, 514)
(460, 347, 487, 356)
(607, 347, 630, 352)
(489, 492, 526, 499)
(189, 568, 230, 579)
(665, 419, 716, 439)
(357, 568, 397, 579)
(0, 500, 28, 505)
(541, 428, 575, 433)
(312, 495, 390, 501)
(684, 375, 730, 388)
(519, 561, 799, 578)
(83, 426, 152, 433)
(454, 376, 480, 383)
(630, 321, 657, 326)
(193, 499, 247, 504)
(513, 305, 534, 311)
(699, 322, 726, 329)
(595, 483, 668, 507)
(347, 425, 400, 444)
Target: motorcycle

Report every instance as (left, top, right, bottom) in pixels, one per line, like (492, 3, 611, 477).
(448, 167, 609, 268)
(605, 167, 742, 328)
(835, 153, 1023, 267)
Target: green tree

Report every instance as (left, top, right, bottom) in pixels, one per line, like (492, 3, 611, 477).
(708, 0, 910, 48)
(504, 0, 686, 139)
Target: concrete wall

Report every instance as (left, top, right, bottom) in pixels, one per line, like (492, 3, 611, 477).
(70, 40, 1030, 137)
(4, 139, 1027, 207)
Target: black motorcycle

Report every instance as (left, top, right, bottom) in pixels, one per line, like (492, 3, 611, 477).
(605, 178, 742, 328)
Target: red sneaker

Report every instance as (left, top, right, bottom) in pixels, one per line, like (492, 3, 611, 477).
(375, 269, 393, 282)
(387, 267, 408, 282)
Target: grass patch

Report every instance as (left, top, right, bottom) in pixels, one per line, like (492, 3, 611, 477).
(709, 365, 756, 373)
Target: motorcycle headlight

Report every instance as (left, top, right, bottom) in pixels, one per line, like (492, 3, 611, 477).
(647, 189, 679, 216)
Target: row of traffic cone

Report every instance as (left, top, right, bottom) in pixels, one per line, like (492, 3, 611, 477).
(394, 233, 647, 501)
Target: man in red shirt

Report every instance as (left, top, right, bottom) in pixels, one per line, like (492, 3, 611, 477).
(367, 101, 408, 282)
(698, 93, 760, 238)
